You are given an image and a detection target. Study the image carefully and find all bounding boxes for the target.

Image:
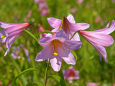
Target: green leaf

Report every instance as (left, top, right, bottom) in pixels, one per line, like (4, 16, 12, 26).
(48, 71, 66, 86)
(58, 70, 66, 86)
(48, 75, 61, 82)
(26, 82, 43, 86)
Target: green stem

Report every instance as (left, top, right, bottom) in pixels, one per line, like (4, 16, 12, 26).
(12, 68, 37, 86)
(24, 30, 40, 82)
(24, 30, 38, 43)
(44, 61, 49, 86)
(40, 31, 53, 34)
(69, 31, 77, 40)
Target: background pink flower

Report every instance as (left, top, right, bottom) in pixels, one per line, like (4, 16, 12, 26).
(63, 66, 79, 83)
(35, 0, 49, 16)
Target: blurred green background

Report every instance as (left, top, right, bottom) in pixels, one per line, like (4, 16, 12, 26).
(0, 0, 115, 86)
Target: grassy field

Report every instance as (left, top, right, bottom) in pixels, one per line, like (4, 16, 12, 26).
(0, 0, 115, 86)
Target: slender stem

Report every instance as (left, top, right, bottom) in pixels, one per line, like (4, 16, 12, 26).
(69, 31, 77, 40)
(44, 60, 49, 86)
(24, 30, 38, 43)
(40, 31, 53, 34)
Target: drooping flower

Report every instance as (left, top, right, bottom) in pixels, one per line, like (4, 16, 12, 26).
(79, 21, 115, 62)
(47, 14, 89, 40)
(0, 22, 30, 56)
(36, 30, 82, 71)
(34, 0, 49, 16)
(63, 66, 79, 83)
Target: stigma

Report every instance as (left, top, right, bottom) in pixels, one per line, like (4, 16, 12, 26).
(54, 52, 58, 56)
(1, 36, 5, 39)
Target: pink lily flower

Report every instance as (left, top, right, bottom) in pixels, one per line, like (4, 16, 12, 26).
(112, 0, 115, 3)
(79, 21, 115, 62)
(77, 0, 83, 4)
(0, 22, 30, 56)
(63, 66, 79, 83)
(11, 45, 30, 62)
(87, 82, 99, 86)
(47, 14, 90, 40)
(35, 0, 49, 16)
(36, 30, 81, 71)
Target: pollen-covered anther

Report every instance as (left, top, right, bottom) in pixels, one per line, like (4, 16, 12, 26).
(54, 52, 58, 56)
(1, 36, 6, 39)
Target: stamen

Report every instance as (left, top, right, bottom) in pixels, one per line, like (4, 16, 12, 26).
(59, 19, 63, 30)
(1, 36, 5, 39)
(50, 39, 62, 56)
(54, 52, 58, 56)
(62, 17, 70, 34)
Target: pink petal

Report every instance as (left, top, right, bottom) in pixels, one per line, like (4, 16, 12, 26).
(39, 37, 51, 47)
(57, 46, 70, 57)
(64, 40, 82, 50)
(5, 23, 30, 34)
(47, 17, 62, 30)
(0, 22, 16, 29)
(56, 29, 68, 39)
(70, 23, 90, 32)
(50, 57, 62, 71)
(0, 22, 30, 33)
(88, 20, 115, 34)
(80, 31, 114, 47)
(90, 42, 107, 62)
(35, 46, 52, 61)
(74, 71, 79, 79)
(62, 52, 76, 65)
(67, 14, 75, 23)
(70, 33, 80, 41)
(4, 34, 20, 56)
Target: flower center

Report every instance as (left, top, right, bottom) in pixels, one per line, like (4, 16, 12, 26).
(68, 70, 75, 77)
(50, 39, 62, 56)
(1, 36, 6, 39)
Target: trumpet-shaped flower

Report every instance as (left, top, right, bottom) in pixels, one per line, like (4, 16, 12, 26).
(79, 21, 115, 62)
(36, 30, 81, 71)
(63, 66, 79, 83)
(0, 22, 30, 56)
(47, 14, 90, 40)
